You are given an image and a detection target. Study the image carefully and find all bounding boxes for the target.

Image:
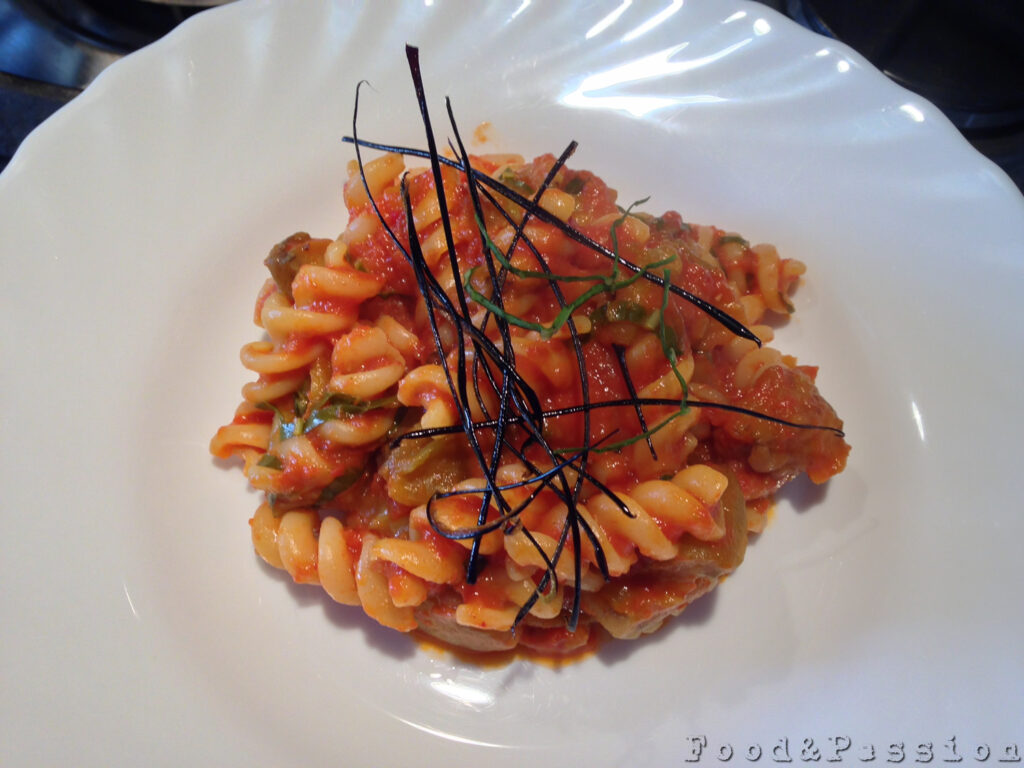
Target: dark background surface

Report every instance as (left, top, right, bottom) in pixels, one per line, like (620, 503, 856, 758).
(1, 0, 1022, 190)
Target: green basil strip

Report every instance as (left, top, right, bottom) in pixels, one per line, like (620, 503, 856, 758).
(257, 454, 283, 470)
(317, 467, 364, 504)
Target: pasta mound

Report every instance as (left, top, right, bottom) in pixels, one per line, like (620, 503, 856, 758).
(211, 150, 849, 655)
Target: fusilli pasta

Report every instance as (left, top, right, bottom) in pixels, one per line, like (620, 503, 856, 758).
(212, 65, 848, 655)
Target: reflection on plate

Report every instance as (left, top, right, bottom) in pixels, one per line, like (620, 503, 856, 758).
(1, 1, 1022, 765)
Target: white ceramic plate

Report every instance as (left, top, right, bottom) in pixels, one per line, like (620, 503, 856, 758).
(2, 1, 1022, 765)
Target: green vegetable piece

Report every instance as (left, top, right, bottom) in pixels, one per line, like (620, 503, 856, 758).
(554, 409, 686, 456)
(589, 300, 649, 327)
(658, 267, 690, 401)
(717, 235, 749, 247)
(267, 493, 282, 516)
(674, 470, 747, 570)
(257, 454, 283, 470)
(279, 419, 299, 441)
(318, 467, 364, 504)
(467, 206, 676, 342)
(263, 232, 324, 301)
(293, 384, 310, 419)
(563, 176, 586, 195)
(303, 393, 400, 433)
(498, 167, 534, 196)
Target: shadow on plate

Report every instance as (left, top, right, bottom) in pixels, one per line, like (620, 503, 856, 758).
(257, 557, 419, 661)
(594, 587, 720, 667)
(774, 472, 832, 512)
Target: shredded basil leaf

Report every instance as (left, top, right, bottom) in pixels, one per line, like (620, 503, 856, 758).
(718, 235, 749, 247)
(254, 401, 299, 441)
(267, 493, 282, 516)
(319, 393, 401, 414)
(555, 410, 685, 455)
(304, 394, 401, 433)
(469, 206, 675, 341)
(257, 454, 283, 470)
(498, 167, 534, 196)
(563, 176, 585, 195)
(658, 267, 690, 402)
(589, 300, 649, 327)
(293, 385, 310, 419)
(318, 467, 364, 504)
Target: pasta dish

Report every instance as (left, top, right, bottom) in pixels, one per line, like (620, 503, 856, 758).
(210, 47, 849, 655)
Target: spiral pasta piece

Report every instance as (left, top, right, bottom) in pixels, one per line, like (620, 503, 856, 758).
(397, 364, 458, 429)
(330, 326, 406, 398)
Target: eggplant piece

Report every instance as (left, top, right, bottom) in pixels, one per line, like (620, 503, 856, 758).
(263, 232, 329, 301)
(381, 434, 474, 507)
(581, 470, 748, 639)
(673, 469, 748, 571)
